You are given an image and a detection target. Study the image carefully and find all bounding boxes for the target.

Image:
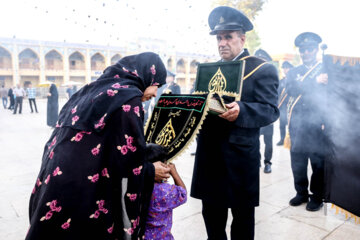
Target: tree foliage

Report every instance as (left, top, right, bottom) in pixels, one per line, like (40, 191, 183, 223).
(211, 0, 267, 53)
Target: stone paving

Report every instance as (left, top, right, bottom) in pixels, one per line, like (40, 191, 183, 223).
(0, 98, 359, 240)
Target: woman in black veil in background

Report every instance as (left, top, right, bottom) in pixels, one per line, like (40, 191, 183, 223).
(47, 83, 59, 127)
(27, 52, 169, 240)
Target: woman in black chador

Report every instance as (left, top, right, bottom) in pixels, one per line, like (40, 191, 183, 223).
(26, 52, 168, 240)
(47, 83, 59, 127)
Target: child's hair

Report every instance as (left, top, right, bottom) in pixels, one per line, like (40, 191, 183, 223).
(145, 143, 168, 163)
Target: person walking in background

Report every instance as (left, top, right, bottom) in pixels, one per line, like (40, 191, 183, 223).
(47, 83, 59, 127)
(7, 86, 15, 110)
(26, 83, 38, 113)
(277, 61, 294, 146)
(66, 84, 74, 99)
(13, 83, 26, 114)
(255, 49, 275, 174)
(144, 162, 187, 240)
(0, 85, 8, 109)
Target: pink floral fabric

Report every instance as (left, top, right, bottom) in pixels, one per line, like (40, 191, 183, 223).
(27, 95, 150, 240)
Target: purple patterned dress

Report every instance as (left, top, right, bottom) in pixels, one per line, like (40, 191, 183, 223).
(144, 183, 187, 240)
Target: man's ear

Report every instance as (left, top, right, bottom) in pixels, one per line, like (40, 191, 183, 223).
(240, 34, 246, 45)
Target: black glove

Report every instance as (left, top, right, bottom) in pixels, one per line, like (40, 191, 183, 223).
(145, 143, 168, 163)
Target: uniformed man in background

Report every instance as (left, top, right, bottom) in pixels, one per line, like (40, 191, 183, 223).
(277, 61, 293, 146)
(254, 49, 275, 174)
(286, 32, 328, 211)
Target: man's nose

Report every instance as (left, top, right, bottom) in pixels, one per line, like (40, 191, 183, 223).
(218, 39, 227, 47)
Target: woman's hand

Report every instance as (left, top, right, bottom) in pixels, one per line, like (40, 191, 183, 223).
(153, 161, 170, 182)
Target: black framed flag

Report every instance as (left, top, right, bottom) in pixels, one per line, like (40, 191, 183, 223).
(323, 54, 360, 218)
(144, 94, 209, 162)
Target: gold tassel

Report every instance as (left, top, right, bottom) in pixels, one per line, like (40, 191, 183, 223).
(331, 204, 360, 224)
(284, 130, 291, 149)
(331, 55, 360, 66)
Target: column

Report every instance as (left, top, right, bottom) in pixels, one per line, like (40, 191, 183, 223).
(63, 47, 69, 83)
(106, 49, 111, 67)
(39, 45, 45, 83)
(85, 48, 91, 83)
(185, 57, 191, 93)
(12, 43, 19, 85)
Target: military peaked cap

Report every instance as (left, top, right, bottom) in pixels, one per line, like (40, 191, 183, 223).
(167, 70, 176, 77)
(295, 32, 322, 47)
(208, 6, 253, 35)
(281, 61, 294, 69)
(254, 49, 272, 62)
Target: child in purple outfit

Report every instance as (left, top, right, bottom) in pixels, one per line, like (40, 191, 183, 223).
(144, 163, 187, 240)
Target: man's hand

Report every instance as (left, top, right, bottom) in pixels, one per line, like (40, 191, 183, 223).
(219, 102, 240, 122)
(316, 73, 328, 84)
(153, 161, 170, 182)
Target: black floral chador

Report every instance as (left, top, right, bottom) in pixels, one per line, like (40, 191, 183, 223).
(27, 52, 166, 240)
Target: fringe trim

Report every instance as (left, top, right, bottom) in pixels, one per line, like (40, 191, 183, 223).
(330, 55, 360, 66)
(331, 204, 360, 224)
(278, 93, 288, 108)
(284, 129, 291, 150)
(284, 95, 302, 150)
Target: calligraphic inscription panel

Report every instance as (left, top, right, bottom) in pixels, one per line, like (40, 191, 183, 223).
(145, 94, 209, 162)
(194, 61, 245, 98)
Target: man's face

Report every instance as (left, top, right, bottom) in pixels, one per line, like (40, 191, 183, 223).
(299, 45, 318, 65)
(282, 68, 290, 76)
(216, 31, 245, 61)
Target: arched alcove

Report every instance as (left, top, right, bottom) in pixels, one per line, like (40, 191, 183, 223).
(69, 51, 85, 70)
(19, 48, 39, 69)
(45, 50, 63, 70)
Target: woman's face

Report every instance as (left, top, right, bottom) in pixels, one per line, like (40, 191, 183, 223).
(141, 85, 158, 102)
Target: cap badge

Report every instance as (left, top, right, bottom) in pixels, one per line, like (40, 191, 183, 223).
(219, 16, 225, 24)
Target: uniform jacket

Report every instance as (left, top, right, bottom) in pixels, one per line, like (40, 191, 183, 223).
(167, 82, 181, 94)
(190, 49, 279, 207)
(278, 77, 288, 112)
(286, 62, 328, 153)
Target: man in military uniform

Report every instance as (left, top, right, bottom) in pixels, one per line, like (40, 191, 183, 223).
(191, 6, 279, 240)
(286, 32, 328, 211)
(277, 61, 293, 146)
(254, 49, 275, 174)
(165, 70, 181, 94)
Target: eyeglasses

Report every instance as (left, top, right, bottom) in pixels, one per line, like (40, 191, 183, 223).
(299, 46, 317, 53)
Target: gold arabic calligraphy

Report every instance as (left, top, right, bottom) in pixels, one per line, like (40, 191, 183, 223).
(208, 67, 227, 93)
(155, 119, 176, 147)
